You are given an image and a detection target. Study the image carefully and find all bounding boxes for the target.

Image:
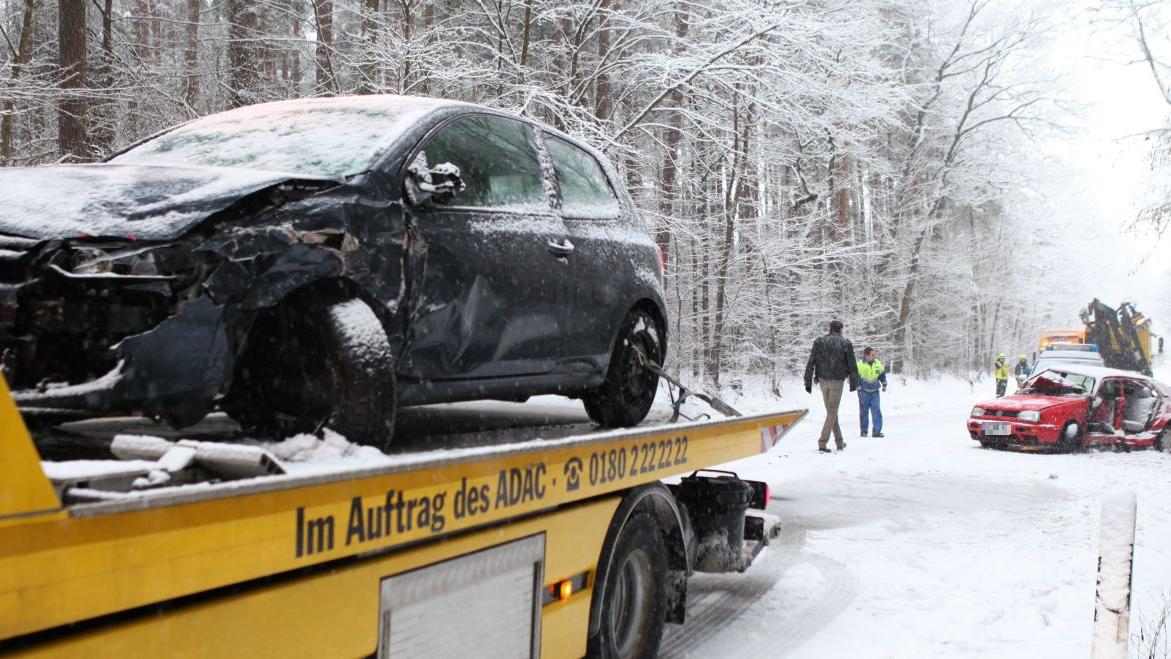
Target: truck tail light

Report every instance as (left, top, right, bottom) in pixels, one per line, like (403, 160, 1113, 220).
(656, 244, 666, 277)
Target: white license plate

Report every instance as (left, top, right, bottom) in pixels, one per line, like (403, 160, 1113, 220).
(982, 422, 1011, 436)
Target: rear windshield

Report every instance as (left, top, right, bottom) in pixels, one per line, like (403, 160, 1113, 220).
(111, 99, 435, 178)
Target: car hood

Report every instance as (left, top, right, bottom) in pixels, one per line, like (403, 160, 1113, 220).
(979, 394, 1085, 412)
(0, 163, 338, 241)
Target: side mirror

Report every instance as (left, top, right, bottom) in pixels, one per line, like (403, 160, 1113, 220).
(405, 154, 465, 206)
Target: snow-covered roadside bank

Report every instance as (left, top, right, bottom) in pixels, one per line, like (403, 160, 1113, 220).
(662, 375, 1171, 658)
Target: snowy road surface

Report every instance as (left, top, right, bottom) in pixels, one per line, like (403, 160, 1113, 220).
(661, 376, 1171, 658)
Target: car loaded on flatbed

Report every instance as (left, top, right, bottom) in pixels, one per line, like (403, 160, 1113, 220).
(0, 95, 669, 451)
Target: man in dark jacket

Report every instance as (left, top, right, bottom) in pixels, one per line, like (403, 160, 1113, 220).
(804, 320, 859, 453)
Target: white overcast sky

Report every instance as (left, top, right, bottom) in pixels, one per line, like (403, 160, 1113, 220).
(1030, 0, 1171, 329)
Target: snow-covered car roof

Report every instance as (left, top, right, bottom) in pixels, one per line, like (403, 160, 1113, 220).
(111, 95, 473, 178)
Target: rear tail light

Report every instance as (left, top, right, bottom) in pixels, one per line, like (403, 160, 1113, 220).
(656, 244, 666, 277)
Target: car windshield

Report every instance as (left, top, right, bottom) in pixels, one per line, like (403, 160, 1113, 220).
(110, 98, 436, 178)
(1021, 370, 1094, 395)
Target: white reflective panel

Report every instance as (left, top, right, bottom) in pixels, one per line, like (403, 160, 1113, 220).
(379, 534, 544, 659)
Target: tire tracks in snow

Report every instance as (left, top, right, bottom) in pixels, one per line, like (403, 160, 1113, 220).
(660, 502, 859, 658)
(659, 523, 807, 655)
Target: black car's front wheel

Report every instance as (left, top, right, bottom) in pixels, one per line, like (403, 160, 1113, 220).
(225, 297, 397, 451)
(584, 308, 662, 428)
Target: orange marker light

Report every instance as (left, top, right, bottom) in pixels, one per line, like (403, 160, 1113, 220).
(558, 580, 573, 601)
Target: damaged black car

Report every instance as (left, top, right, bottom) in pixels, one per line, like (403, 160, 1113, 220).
(0, 95, 667, 450)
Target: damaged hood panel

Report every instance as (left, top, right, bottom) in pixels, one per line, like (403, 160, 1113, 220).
(0, 163, 337, 241)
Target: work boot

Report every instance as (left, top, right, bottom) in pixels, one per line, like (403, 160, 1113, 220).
(836, 443, 847, 452)
(818, 446, 832, 454)
(861, 431, 868, 437)
(872, 432, 885, 438)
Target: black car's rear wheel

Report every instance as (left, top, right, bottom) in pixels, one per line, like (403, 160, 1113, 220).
(225, 298, 397, 450)
(584, 308, 662, 428)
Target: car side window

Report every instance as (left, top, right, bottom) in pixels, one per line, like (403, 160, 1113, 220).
(545, 135, 620, 219)
(418, 115, 547, 210)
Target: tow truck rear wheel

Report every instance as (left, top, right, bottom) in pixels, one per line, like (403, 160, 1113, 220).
(225, 297, 396, 450)
(588, 512, 668, 659)
(584, 308, 662, 428)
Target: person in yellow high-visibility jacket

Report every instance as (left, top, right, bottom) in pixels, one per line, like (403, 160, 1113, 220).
(856, 347, 887, 437)
(994, 353, 1009, 397)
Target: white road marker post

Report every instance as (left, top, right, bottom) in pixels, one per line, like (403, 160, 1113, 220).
(1091, 493, 1137, 659)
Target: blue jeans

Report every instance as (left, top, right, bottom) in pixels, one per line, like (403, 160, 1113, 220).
(859, 388, 882, 434)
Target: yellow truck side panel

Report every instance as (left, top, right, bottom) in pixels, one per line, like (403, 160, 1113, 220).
(0, 375, 58, 519)
(6, 498, 618, 658)
(1, 410, 805, 642)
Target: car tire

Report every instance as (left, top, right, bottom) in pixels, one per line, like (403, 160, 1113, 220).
(225, 298, 397, 450)
(584, 308, 662, 428)
(587, 512, 668, 659)
(1057, 421, 1082, 453)
(1157, 428, 1169, 452)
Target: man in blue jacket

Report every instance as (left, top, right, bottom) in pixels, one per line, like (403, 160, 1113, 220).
(856, 347, 887, 437)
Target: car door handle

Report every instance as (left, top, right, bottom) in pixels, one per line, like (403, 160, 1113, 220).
(546, 239, 575, 256)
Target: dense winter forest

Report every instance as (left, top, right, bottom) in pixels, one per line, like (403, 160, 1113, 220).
(0, 0, 1118, 386)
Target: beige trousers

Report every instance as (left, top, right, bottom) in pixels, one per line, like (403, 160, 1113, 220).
(818, 379, 846, 449)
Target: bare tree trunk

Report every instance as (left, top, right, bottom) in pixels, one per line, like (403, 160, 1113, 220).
(184, 0, 201, 107)
(594, 0, 612, 120)
(656, 6, 689, 260)
(833, 152, 852, 234)
(1, 0, 38, 164)
(314, 0, 337, 95)
(420, 2, 434, 94)
(88, 0, 115, 155)
(398, 0, 413, 92)
(519, 0, 534, 67)
(709, 93, 753, 384)
(226, 0, 259, 107)
(57, 0, 88, 160)
(291, 2, 304, 92)
(358, 0, 381, 93)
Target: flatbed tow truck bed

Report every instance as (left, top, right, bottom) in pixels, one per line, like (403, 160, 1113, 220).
(1, 376, 805, 658)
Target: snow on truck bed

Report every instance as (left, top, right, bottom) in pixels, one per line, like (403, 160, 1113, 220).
(37, 394, 777, 513)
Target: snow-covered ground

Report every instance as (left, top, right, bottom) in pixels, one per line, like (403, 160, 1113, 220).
(661, 373, 1171, 658)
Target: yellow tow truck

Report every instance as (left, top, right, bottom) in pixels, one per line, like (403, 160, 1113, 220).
(0, 375, 804, 658)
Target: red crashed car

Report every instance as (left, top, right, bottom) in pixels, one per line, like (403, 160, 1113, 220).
(968, 366, 1171, 452)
